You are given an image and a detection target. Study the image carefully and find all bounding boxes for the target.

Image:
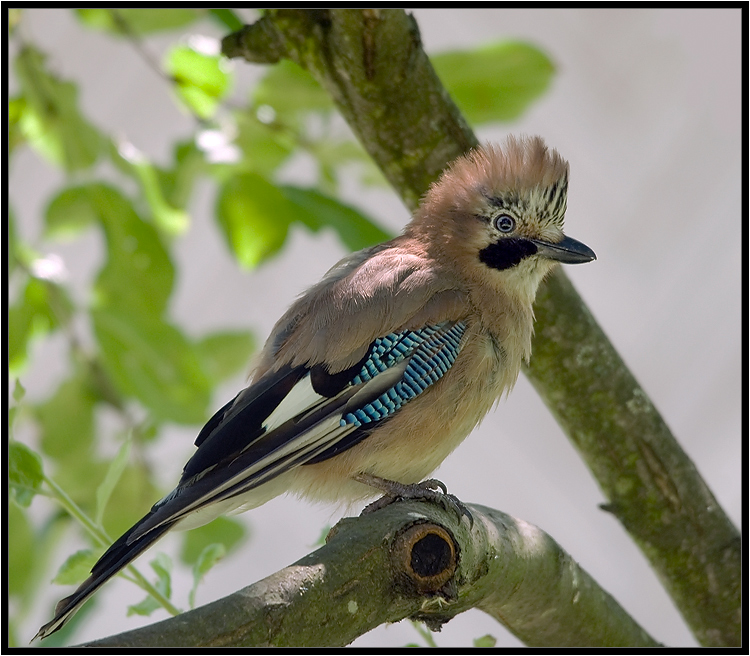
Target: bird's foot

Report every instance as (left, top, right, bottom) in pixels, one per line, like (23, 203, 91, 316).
(355, 473, 473, 527)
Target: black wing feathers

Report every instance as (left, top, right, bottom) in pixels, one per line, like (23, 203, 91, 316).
(183, 364, 307, 480)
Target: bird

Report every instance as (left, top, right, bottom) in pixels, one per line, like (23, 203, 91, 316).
(35, 134, 595, 641)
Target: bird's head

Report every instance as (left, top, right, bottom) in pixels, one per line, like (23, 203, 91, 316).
(409, 136, 596, 304)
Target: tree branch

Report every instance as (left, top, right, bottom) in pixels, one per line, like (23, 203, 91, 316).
(80, 501, 660, 648)
(222, 8, 740, 647)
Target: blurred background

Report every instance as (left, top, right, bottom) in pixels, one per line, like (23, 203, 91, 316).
(8, 8, 741, 648)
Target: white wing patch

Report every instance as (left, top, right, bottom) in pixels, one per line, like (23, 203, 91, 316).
(263, 374, 324, 433)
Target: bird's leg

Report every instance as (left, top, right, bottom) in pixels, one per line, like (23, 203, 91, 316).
(354, 472, 473, 526)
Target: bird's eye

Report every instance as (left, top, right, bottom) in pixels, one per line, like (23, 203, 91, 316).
(494, 214, 515, 233)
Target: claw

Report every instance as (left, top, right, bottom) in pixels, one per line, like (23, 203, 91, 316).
(354, 473, 473, 527)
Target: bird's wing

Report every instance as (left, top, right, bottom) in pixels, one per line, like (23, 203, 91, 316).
(34, 244, 469, 641)
(130, 320, 468, 542)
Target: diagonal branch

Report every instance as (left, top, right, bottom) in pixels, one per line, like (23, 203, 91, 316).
(222, 8, 740, 647)
(79, 501, 661, 648)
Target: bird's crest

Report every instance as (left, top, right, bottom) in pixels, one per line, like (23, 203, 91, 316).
(416, 135, 570, 232)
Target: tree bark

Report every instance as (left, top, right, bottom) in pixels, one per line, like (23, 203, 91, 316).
(81, 501, 661, 648)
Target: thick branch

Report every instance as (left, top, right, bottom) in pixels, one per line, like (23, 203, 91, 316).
(223, 9, 740, 647)
(527, 270, 741, 647)
(80, 501, 660, 648)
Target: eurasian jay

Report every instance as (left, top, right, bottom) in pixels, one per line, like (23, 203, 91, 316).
(36, 135, 595, 640)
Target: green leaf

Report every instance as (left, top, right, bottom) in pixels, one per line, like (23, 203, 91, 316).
(127, 595, 160, 617)
(216, 172, 295, 268)
(114, 142, 191, 236)
(280, 186, 393, 251)
(9, 441, 44, 507)
(8, 503, 36, 596)
(95, 439, 131, 525)
(44, 187, 100, 241)
(156, 140, 207, 210)
(13, 379, 26, 403)
(8, 95, 26, 156)
(35, 369, 97, 463)
(166, 44, 232, 119)
(9, 380, 25, 444)
(92, 307, 212, 425)
(8, 206, 37, 275)
(52, 549, 99, 586)
(180, 516, 247, 565)
(473, 634, 498, 648)
(195, 331, 255, 383)
(76, 8, 200, 34)
(189, 543, 225, 608)
(8, 277, 73, 374)
(81, 184, 174, 317)
(44, 183, 175, 317)
(432, 41, 555, 124)
(150, 552, 173, 593)
(128, 552, 174, 617)
(253, 59, 334, 122)
(14, 46, 103, 171)
(234, 111, 295, 176)
(8, 292, 40, 374)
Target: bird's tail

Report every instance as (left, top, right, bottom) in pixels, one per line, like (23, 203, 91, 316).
(33, 516, 175, 642)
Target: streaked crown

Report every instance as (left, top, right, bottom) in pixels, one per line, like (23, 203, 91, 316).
(415, 135, 570, 235)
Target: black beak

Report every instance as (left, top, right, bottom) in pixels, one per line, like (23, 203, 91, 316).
(531, 235, 596, 264)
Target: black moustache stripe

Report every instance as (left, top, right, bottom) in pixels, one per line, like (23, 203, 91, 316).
(478, 238, 538, 271)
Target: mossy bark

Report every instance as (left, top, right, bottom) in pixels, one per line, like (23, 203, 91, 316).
(82, 502, 661, 648)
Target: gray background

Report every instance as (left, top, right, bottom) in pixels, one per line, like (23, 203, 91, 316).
(10, 8, 741, 648)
